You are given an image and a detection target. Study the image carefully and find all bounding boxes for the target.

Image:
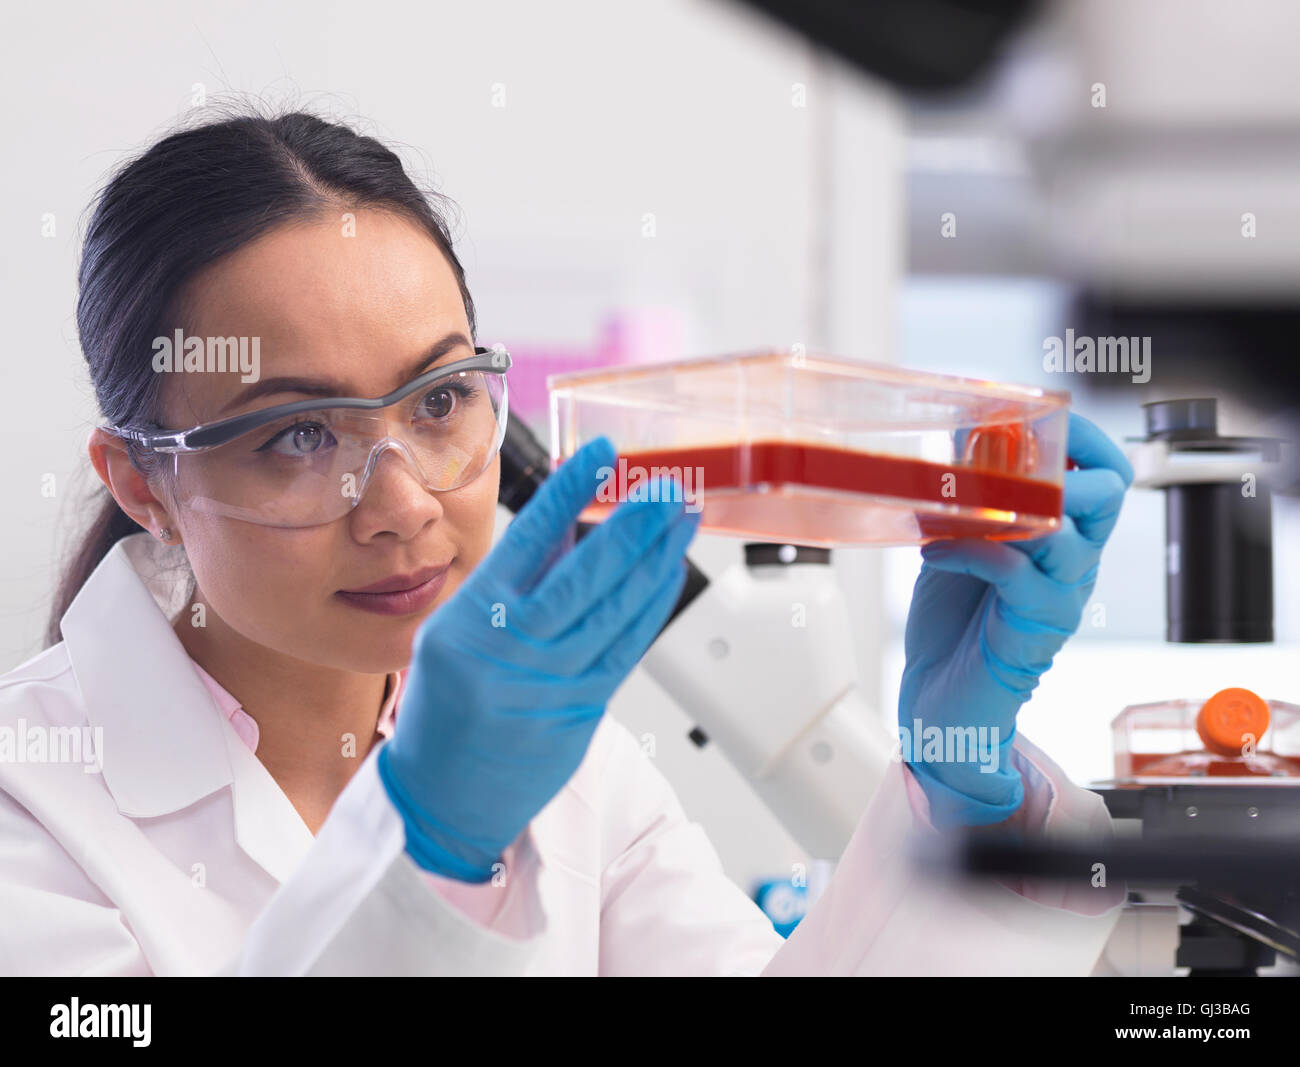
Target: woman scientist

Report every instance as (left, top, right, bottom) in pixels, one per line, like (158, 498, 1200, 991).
(0, 107, 1131, 977)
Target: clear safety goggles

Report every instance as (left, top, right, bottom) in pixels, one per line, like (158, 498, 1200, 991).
(109, 346, 512, 528)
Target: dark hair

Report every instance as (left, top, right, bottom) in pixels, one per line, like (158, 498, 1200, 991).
(48, 104, 477, 647)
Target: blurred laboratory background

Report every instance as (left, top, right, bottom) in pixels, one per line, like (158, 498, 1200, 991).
(2, 0, 1297, 918)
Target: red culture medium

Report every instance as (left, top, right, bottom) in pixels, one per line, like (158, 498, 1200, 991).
(1125, 751, 1300, 778)
(578, 438, 1065, 544)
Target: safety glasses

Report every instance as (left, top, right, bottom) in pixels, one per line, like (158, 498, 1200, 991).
(109, 346, 512, 528)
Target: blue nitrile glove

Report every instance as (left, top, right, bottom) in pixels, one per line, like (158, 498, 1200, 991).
(897, 413, 1133, 829)
(377, 435, 701, 881)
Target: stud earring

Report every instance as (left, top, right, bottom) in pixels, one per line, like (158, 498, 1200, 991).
(159, 527, 172, 543)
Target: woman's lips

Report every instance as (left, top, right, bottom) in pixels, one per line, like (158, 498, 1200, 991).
(336, 563, 453, 616)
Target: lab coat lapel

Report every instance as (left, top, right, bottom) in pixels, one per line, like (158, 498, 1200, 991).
(60, 533, 232, 818)
(217, 707, 315, 884)
(60, 532, 313, 884)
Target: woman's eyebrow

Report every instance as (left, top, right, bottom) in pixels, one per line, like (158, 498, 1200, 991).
(215, 331, 473, 415)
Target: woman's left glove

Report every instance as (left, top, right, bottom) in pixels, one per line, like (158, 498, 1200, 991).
(897, 413, 1133, 829)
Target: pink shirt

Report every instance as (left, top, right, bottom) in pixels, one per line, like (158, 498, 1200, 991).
(189, 659, 511, 928)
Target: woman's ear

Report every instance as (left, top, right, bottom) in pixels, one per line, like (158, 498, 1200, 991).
(87, 428, 177, 540)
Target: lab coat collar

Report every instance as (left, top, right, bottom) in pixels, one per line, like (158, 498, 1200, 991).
(59, 532, 235, 820)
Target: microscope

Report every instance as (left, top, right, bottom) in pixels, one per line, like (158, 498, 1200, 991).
(1081, 399, 1298, 976)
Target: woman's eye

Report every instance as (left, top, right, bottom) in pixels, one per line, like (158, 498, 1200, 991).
(257, 421, 335, 456)
(423, 388, 456, 419)
(419, 382, 478, 421)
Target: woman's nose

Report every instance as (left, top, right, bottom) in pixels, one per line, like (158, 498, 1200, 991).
(348, 439, 445, 535)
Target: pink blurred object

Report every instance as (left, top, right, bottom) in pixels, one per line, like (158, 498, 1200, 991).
(503, 307, 684, 424)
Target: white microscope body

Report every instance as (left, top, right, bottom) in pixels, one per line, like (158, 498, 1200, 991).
(640, 545, 897, 862)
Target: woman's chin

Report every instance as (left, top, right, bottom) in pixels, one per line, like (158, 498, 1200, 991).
(309, 625, 421, 675)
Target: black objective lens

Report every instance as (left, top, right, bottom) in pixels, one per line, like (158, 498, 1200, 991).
(1165, 482, 1273, 643)
(1141, 399, 1276, 644)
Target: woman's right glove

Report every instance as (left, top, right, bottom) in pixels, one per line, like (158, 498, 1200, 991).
(897, 413, 1132, 829)
(377, 435, 700, 881)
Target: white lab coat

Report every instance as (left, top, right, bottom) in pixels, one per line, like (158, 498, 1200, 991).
(0, 532, 1123, 976)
